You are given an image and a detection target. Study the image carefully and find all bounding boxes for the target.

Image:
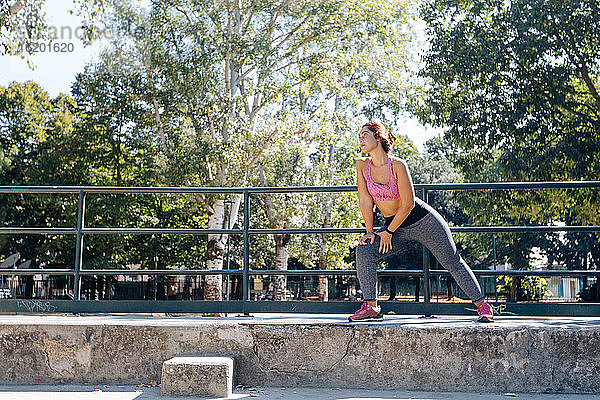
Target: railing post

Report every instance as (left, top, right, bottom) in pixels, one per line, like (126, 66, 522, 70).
(225, 199, 232, 301)
(74, 190, 86, 300)
(493, 234, 498, 302)
(422, 188, 431, 306)
(423, 245, 431, 303)
(242, 190, 250, 316)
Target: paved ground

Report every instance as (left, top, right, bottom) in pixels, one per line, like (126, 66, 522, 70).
(0, 385, 599, 400)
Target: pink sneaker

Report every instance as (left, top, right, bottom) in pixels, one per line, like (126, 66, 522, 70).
(348, 302, 383, 322)
(477, 301, 494, 323)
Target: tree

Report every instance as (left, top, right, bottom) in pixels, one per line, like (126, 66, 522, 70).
(251, 123, 310, 301)
(1, 0, 106, 59)
(98, 0, 414, 303)
(71, 64, 160, 187)
(70, 63, 207, 297)
(0, 82, 81, 296)
(415, 0, 600, 300)
(292, 111, 362, 302)
(0, 77, 175, 298)
(416, 0, 600, 220)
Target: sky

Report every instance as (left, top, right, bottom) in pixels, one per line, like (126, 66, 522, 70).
(0, 0, 443, 152)
(0, 0, 106, 95)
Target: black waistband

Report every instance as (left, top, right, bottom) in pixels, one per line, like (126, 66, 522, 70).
(384, 199, 430, 229)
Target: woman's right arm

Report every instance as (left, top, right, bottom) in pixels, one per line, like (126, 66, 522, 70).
(356, 160, 375, 242)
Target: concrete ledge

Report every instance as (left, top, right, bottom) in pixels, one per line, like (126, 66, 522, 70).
(161, 356, 233, 397)
(0, 314, 599, 393)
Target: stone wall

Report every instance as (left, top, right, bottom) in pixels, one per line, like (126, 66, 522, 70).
(0, 318, 598, 393)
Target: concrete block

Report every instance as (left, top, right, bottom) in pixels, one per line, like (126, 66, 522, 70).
(161, 356, 233, 397)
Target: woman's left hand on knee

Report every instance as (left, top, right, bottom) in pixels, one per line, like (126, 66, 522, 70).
(376, 231, 393, 254)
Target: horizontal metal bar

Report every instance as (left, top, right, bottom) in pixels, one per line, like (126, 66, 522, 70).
(1, 268, 597, 277)
(249, 228, 366, 234)
(249, 226, 600, 235)
(248, 269, 357, 276)
(0, 269, 75, 275)
(0, 185, 353, 194)
(452, 226, 600, 233)
(424, 270, 600, 277)
(247, 186, 357, 193)
(0, 186, 247, 194)
(2, 226, 599, 236)
(83, 228, 244, 235)
(0, 228, 77, 235)
(413, 181, 600, 190)
(248, 269, 600, 277)
(1, 181, 599, 196)
(78, 269, 245, 276)
(0, 300, 599, 316)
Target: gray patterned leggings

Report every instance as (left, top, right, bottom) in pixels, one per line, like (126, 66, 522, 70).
(356, 207, 484, 302)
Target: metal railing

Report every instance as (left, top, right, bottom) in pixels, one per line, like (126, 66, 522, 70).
(1, 182, 600, 316)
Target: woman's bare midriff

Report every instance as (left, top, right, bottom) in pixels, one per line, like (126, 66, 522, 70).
(374, 199, 402, 218)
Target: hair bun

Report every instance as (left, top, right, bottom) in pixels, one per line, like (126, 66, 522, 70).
(387, 130, 397, 146)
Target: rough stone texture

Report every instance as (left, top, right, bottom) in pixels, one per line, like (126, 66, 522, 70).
(161, 356, 233, 397)
(0, 315, 599, 393)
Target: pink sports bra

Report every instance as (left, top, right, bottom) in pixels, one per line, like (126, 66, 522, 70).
(364, 158, 401, 201)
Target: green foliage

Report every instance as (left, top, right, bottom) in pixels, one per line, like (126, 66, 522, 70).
(0, 82, 80, 268)
(95, 0, 415, 283)
(71, 64, 160, 185)
(1, 0, 47, 58)
(0, 77, 207, 275)
(291, 114, 363, 271)
(417, 0, 600, 182)
(111, 0, 413, 187)
(6, 1, 515, 303)
(496, 273, 553, 302)
(414, 0, 600, 294)
(1, 0, 106, 60)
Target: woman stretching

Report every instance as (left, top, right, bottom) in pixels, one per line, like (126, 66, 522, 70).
(349, 122, 494, 323)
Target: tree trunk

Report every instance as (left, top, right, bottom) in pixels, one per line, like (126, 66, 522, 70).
(447, 277, 454, 300)
(103, 277, 111, 300)
(317, 192, 332, 301)
(388, 277, 397, 301)
(273, 234, 290, 301)
(510, 243, 518, 302)
(317, 114, 337, 301)
(509, 277, 517, 302)
(203, 195, 242, 314)
(9, 1, 24, 16)
(415, 277, 420, 301)
(255, 164, 291, 301)
(203, 1, 244, 307)
(24, 276, 34, 298)
(317, 263, 328, 301)
(317, 226, 329, 301)
(205, 198, 226, 302)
